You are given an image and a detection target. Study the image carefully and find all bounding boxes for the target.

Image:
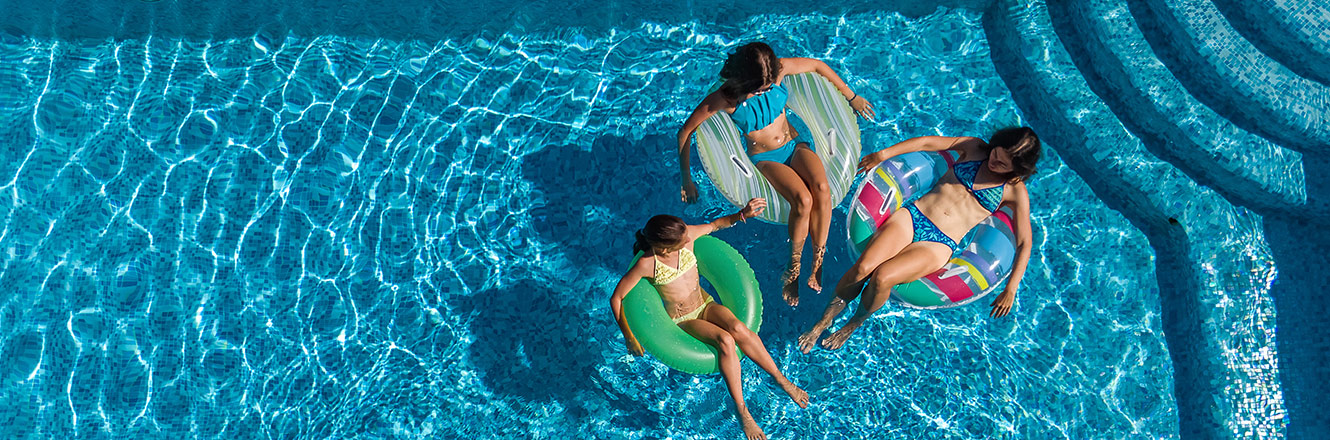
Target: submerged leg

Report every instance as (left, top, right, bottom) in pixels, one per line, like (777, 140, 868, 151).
(821, 243, 950, 350)
(798, 211, 915, 354)
(757, 161, 813, 307)
(679, 319, 767, 440)
(789, 146, 832, 292)
(703, 304, 809, 409)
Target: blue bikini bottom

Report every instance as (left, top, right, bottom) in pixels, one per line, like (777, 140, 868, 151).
(747, 109, 816, 166)
(905, 203, 962, 255)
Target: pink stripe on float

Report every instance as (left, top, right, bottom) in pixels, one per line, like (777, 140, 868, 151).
(927, 266, 973, 302)
(993, 207, 1014, 230)
(857, 182, 886, 224)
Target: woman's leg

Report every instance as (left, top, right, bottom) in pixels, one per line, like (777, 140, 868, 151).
(678, 318, 767, 440)
(820, 241, 952, 350)
(788, 146, 832, 292)
(755, 161, 814, 307)
(701, 304, 809, 408)
(798, 210, 914, 354)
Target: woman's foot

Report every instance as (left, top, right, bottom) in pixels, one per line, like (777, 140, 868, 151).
(796, 328, 822, 354)
(806, 245, 826, 292)
(781, 260, 801, 307)
(797, 298, 846, 353)
(739, 409, 766, 440)
(820, 322, 861, 350)
(780, 380, 809, 409)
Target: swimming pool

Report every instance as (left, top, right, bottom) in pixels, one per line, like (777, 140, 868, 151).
(0, 0, 1315, 438)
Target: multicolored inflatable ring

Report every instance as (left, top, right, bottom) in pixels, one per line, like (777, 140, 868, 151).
(622, 235, 763, 374)
(846, 151, 1018, 309)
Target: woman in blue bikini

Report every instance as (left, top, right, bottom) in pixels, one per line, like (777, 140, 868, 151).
(797, 128, 1042, 353)
(677, 42, 875, 307)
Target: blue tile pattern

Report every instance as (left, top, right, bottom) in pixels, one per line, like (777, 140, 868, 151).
(985, 0, 1286, 437)
(1212, 0, 1330, 87)
(1049, 0, 1316, 217)
(1130, 0, 1330, 154)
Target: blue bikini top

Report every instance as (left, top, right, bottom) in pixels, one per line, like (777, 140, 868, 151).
(953, 160, 1005, 213)
(730, 83, 789, 134)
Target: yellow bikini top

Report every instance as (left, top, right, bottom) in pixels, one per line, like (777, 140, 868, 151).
(651, 247, 697, 286)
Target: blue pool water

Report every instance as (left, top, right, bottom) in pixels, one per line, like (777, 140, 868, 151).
(0, 0, 1305, 438)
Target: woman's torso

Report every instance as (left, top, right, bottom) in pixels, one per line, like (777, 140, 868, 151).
(648, 244, 709, 319)
(912, 160, 1006, 242)
(724, 79, 799, 155)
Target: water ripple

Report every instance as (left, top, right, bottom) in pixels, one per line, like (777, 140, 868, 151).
(0, 8, 1280, 439)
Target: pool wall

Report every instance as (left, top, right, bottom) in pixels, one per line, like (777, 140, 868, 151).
(987, 0, 1326, 437)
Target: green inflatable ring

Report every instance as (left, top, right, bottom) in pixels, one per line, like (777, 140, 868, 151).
(623, 235, 763, 374)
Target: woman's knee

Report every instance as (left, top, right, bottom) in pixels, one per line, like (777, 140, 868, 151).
(714, 333, 737, 353)
(810, 180, 831, 203)
(728, 325, 757, 345)
(870, 266, 901, 291)
(850, 261, 878, 281)
(788, 189, 813, 212)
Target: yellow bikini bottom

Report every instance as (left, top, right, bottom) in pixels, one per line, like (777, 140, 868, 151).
(671, 295, 715, 324)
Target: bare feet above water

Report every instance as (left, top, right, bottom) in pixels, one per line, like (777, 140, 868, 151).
(820, 324, 859, 350)
(739, 410, 766, 440)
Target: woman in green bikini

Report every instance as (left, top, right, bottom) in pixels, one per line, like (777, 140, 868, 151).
(610, 198, 808, 440)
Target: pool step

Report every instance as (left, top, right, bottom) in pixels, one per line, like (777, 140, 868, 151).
(1128, 0, 1330, 154)
(983, 1, 1250, 438)
(1211, 0, 1330, 87)
(1047, 0, 1324, 219)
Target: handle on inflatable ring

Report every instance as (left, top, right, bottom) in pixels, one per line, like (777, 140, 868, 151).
(729, 154, 754, 178)
(621, 235, 763, 374)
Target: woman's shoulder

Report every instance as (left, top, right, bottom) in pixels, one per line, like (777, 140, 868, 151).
(701, 90, 736, 111)
(777, 56, 820, 74)
(631, 255, 656, 274)
(953, 137, 988, 160)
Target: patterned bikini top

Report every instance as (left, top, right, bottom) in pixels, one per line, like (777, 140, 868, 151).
(953, 160, 1005, 213)
(651, 247, 697, 286)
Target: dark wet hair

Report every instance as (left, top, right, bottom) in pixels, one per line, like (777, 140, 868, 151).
(632, 215, 688, 255)
(718, 42, 781, 101)
(988, 126, 1041, 182)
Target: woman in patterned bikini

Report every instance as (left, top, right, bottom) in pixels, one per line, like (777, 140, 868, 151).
(798, 128, 1041, 353)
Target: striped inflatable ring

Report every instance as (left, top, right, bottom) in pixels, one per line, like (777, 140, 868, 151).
(622, 235, 762, 374)
(845, 151, 1019, 309)
(694, 72, 862, 223)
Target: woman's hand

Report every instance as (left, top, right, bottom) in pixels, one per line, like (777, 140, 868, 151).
(741, 198, 767, 220)
(681, 180, 699, 203)
(989, 290, 1016, 317)
(849, 95, 876, 121)
(856, 150, 887, 175)
(626, 337, 645, 356)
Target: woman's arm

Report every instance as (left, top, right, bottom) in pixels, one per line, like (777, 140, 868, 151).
(991, 182, 1033, 318)
(856, 136, 979, 174)
(688, 198, 768, 238)
(610, 259, 652, 355)
(779, 57, 876, 120)
(677, 93, 726, 203)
